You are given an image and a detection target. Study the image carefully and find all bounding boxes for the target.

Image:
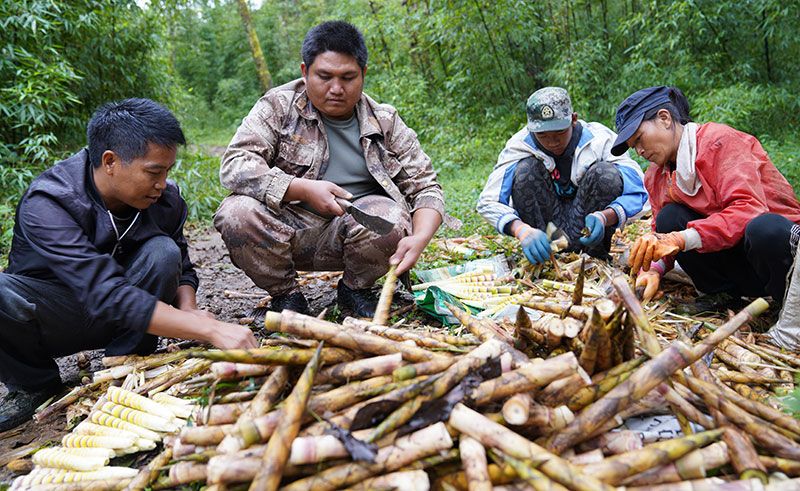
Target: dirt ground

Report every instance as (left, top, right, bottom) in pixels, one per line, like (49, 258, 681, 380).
(0, 226, 357, 484)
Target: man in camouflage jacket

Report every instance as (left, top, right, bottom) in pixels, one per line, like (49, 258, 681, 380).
(214, 21, 445, 317)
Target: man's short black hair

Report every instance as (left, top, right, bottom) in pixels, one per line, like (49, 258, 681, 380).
(87, 98, 186, 168)
(301, 21, 368, 70)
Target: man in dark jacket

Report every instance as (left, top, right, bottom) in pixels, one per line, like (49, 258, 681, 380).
(0, 98, 257, 431)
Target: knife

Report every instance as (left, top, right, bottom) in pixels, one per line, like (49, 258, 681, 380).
(334, 197, 396, 235)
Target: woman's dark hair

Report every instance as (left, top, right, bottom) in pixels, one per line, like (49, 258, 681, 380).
(87, 98, 185, 168)
(643, 86, 692, 124)
(301, 21, 368, 70)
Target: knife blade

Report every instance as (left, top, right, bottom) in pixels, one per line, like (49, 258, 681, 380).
(335, 197, 396, 235)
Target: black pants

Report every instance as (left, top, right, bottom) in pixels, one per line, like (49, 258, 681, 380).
(656, 203, 795, 303)
(511, 158, 623, 255)
(0, 236, 181, 390)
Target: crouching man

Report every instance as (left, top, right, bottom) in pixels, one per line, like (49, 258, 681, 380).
(0, 98, 257, 431)
(214, 21, 445, 317)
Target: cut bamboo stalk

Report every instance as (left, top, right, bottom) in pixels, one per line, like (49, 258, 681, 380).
(471, 353, 588, 406)
(343, 317, 463, 351)
(316, 353, 404, 385)
(249, 343, 323, 491)
(491, 450, 570, 491)
(567, 449, 604, 465)
(521, 301, 592, 321)
(367, 339, 505, 442)
(392, 356, 455, 381)
(545, 298, 768, 454)
(760, 456, 800, 476)
(166, 462, 207, 487)
(280, 422, 453, 491)
(341, 470, 430, 491)
(125, 447, 172, 491)
(579, 430, 642, 455)
(722, 426, 768, 483)
(578, 429, 723, 484)
(460, 436, 493, 491)
(209, 362, 272, 380)
(449, 404, 613, 491)
(34, 381, 104, 423)
(191, 347, 353, 366)
(684, 375, 800, 460)
(264, 310, 447, 363)
(578, 308, 603, 375)
(180, 424, 234, 446)
(536, 372, 590, 407)
(502, 393, 534, 426)
(620, 441, 729, 486)
(572, 257, 585, 306)
(373, 265, 397, 326)
(567, 367, 636, 412)
(511, 404, 573, 436)
(137, 360, 212, 396)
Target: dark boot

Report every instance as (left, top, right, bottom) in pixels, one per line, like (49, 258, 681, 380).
(0, 382, 63, 431)
(337, 280, 378, 318)
(674, 292, 747, 316)
(270, 290, 310, 315)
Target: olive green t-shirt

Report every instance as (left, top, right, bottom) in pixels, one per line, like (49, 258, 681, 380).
(319, 112, 384, 201)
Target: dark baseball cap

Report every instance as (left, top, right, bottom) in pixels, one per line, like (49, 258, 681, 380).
(611, 86, 673, 156)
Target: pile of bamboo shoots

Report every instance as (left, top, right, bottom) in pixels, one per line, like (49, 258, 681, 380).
(7, 252, 800, 491)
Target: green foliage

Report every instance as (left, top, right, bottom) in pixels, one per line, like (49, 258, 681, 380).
(1, 0, 175, 166)
(170, 148, 228, 224)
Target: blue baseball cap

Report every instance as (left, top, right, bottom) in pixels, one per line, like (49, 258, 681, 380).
(610, 86, 673, 156)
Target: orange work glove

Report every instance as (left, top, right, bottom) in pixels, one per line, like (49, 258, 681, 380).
(635, 269, 662, 303)
(628, 232, 685, 274)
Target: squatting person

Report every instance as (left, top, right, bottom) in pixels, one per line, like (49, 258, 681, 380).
(214, 21, 445, 317)
(477, 87, 648, 265)
(615, 86, 800, 312)
(0, 98, 257, 431)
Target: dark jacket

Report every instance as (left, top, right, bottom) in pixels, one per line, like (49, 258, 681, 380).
(6, 149, 198, 351)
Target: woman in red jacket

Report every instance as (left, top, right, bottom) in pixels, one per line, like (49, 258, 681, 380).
(611, 86, 800, 311)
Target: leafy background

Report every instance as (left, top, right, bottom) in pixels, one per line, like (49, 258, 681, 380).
(2, 0, 799, 264)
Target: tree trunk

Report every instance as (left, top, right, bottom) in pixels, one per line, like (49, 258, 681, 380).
(236, 0, 271, 93)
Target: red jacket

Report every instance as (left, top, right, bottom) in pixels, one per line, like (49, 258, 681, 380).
(645, 123, 800, 253)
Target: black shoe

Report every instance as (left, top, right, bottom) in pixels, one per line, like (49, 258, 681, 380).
(0, 383, 63, 432)
(337, 280, 378, 318)
(270, 290, 310, 315)
(674, 292, 746, 316)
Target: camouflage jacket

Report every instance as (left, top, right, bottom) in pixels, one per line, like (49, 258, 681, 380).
(220, 78, 445, 220)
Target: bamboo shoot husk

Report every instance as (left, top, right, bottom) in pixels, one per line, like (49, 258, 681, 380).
(578, 308, 603, 375)
(248, 343, 323, 491)
(449, 404, 614, 491)
(579, 430, 642, 455)
(460, 436, 492, 491)
(343, 317, 479, 347)
(392, 356, 455, 381)
(723, 426, 768, 483)
(180, 424, 234, 446)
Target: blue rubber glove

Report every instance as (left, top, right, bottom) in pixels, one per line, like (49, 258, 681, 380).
(579, 212, 606, 247)
(516, 225, 551, 264)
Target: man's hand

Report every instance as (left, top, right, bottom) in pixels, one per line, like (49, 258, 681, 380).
(515, 224, 551, 265)
(579, 212, 606, 248)
(391, 234, 428, 275)
(286, 178, 351, 216)
(635, 269, 662, 303)
(629, 232, 685, 273)
(185, 308, 216, 320)
(209, 322, 258, 350)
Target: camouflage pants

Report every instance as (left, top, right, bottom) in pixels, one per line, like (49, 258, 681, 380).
(214, 194, 411, 296)
(511, 158, 623, 255)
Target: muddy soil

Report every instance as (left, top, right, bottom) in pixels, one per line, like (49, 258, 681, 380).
(0, 226, 363, 484)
